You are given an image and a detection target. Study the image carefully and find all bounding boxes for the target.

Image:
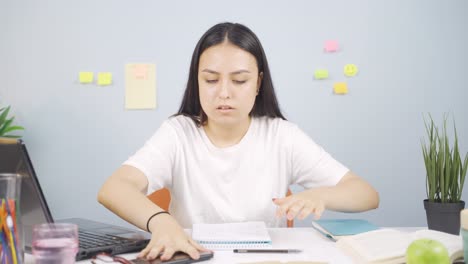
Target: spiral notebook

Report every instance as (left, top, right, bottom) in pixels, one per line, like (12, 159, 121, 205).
(192, 221, 272, 250)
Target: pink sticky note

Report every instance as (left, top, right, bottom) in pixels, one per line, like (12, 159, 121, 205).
(324, 40, 339, 52)
(133, 64, 149, 80)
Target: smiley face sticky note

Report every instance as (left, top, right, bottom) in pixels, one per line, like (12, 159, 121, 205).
(314, 69, 329, 80)
(97, 72, 112, 86)
(333, 82, 348, 95)
(79, 72, 94, 84)
(324, 40, 339, 52)
(344, 64, 358, 77)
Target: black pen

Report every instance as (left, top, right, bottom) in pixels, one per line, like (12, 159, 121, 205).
(233, 249, 302, 253)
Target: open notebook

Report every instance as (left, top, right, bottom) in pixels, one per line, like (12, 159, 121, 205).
(192, 221, 272, 250)
(336, 228, 463, 264)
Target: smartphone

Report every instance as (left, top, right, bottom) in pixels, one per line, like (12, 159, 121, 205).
(130, 251, 214, 264)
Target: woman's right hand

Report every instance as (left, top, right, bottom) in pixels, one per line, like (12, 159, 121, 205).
(137, 213, 208, 261)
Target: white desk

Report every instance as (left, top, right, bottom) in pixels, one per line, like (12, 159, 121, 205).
(24, 227, 421, 264)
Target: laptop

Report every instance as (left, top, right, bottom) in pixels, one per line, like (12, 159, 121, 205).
(0, 138, 150, 260)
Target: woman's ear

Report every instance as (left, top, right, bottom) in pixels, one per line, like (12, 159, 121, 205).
(257, 72, 264, 95)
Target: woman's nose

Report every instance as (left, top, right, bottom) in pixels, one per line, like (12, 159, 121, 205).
(218, 80, 231, 99)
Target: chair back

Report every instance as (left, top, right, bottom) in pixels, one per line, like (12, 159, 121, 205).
(148, 188, 294, 227)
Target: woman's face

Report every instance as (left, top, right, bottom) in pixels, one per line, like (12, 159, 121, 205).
(198, 41, 261, 128)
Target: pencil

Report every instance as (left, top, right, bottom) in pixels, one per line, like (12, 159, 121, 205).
(233, 249, 302, 253)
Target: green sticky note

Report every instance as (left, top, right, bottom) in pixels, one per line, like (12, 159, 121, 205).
(314, 69, 329, 80)
(98, 72, 112, 86)
(79, 72, 94, 84)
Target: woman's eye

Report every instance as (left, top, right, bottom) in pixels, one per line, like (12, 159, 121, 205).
(233, 80, 247, 84)
(206, 80, 218, 84)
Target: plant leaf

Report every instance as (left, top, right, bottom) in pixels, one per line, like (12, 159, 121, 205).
(0, 118, 14, 136)
(0, 106, 11, 126)
(2, 135, 22, 138)
(3, 125, 24, 134)
(460, 153, 468, 201)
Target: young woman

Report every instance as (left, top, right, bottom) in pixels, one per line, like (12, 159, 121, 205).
(97, 22, 379, 261)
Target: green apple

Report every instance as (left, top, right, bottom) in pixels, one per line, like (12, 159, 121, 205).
(406, 238, 450, 264)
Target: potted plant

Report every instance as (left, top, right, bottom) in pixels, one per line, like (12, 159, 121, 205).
(0, 105, 24, 138)
(422, 114, 468, 235)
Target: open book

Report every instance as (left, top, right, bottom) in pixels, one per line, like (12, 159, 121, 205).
(192, 221, 272, 250)
(241, 261, 328, 264)
(336, 229, 463, 264)
(312, 219, 379, 241)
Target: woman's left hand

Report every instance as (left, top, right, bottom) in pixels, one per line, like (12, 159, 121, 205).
(272, 191, 326, 221)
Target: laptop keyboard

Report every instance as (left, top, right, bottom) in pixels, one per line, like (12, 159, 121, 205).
(78, 230, 129, 249)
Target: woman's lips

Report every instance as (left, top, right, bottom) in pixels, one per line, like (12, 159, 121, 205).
(216, 105, 234, 113)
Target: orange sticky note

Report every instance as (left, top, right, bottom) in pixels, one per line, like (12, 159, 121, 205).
(333, 82, 348, 94)
(133, 64, 149, 80)
(324, 40, 339, 52)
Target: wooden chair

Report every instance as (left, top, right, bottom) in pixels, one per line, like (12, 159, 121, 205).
(285, 189, 294, 228)
(147, 188, 294, 227)
(147, 188, 171, 211)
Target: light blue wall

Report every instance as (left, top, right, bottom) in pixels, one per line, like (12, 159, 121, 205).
(1, 0, 467, 228)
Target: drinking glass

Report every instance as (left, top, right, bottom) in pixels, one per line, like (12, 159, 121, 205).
(32, 223, 78, 264)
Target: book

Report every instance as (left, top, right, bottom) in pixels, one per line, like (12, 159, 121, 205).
(311, 219, 379, 241)
(241, 260, 328, 264)
(192, 221, 272, 250)
(336, 228, 463, 264)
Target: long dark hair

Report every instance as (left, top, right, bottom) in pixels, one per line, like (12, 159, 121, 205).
(176, 22, 285, 126)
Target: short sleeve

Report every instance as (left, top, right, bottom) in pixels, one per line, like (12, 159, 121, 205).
(123, 120, 177, 195)
(291, 125, 349, 188)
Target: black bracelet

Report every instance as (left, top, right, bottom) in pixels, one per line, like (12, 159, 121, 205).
(146, 211, 170, 233)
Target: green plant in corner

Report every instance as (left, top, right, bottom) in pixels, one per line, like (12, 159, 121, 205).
(422, 114, 468, 203)
(0, 105, 24, 138)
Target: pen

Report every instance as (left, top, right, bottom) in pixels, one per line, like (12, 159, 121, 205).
(312, 226, 337, 242)
(233, 249, 302, 253)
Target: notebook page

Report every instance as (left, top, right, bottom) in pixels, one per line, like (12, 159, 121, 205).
(411, 229, 463, 259)
(339, 229, 411, 261)
(192, 221, 272, 250)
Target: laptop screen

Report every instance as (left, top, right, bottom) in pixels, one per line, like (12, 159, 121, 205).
(0, 139, 54, 248)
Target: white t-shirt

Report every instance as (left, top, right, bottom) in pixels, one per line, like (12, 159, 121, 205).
(124, 115, 348, 228)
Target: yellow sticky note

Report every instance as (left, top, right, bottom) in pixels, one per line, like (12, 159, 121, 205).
(97, 72, 112, 86)
(344, 64, 358, 77)
(333, 82, 348, 94)
(314, 69, 329, 80)
(79, 72, 94, 84)
(125, 64, 156, 109)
